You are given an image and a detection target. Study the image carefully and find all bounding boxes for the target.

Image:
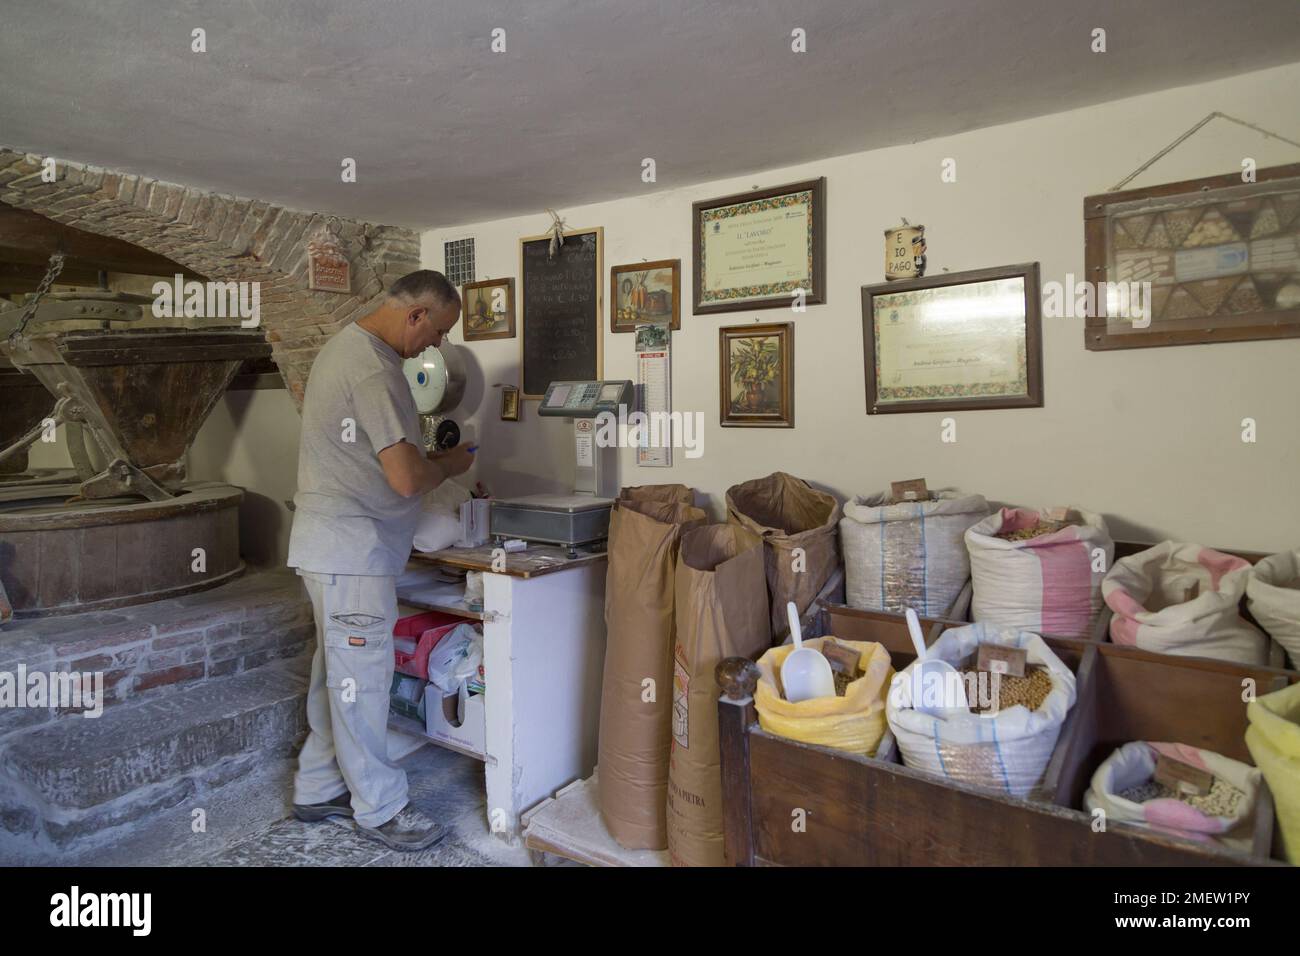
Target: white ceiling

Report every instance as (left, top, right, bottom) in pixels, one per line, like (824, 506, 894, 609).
(1, 0, 1298, 229)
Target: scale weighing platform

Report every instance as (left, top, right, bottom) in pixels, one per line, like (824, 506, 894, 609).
(489, 379, 633, 554)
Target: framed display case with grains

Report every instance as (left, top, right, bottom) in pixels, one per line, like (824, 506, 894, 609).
(1084, 163, 1300, 350)
(719, 322, 793, 428)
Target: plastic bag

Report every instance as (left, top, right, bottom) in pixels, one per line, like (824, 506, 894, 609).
(754, 638, 894, 755)
(886, 622, 1076, 798)
(425, 622, 483, 695)
(1246, 681, 1300, 864)
(966, 507, 1112, 638)
(1104, 542, 1267, 665)
(840, 492, 987, 616)
(1084, 741, 1261, 850)
(1247, 549, 1300, 669)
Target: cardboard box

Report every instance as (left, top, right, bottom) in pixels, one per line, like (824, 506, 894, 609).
(423, 683, 486, 757)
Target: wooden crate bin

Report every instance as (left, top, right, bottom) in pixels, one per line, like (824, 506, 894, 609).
(716, 599, 1297, 866)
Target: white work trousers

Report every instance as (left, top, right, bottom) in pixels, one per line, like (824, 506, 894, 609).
(292, 571, 408, 828)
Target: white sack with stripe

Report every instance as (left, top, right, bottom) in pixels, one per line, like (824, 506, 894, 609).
(1105, 541, 1268, 665)
(1247, 549, 1300, 669)
(967, 507, 1113, 638)
(840, 492, 988, 617)
(886, 623, 1076, 799)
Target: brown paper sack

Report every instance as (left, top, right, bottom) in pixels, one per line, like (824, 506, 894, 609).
(620, 483, 695, 506)
(726, 472, 842, 642)
(598, 494, 708, 849)
(667, 524, 770, 866)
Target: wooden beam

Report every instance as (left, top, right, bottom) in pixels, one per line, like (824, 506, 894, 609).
(0, 260, 107, 293)
(0, 204, 202, 278)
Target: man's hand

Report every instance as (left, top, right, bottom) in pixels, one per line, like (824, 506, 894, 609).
(430, 443, 475, 477)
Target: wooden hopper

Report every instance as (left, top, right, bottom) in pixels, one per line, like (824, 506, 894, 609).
(3, 328, 270, 500)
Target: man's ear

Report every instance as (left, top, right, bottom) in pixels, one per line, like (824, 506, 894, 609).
(408, 307, 427, 324)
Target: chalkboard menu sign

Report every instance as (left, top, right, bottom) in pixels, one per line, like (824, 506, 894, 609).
(519, 227, 603, 398)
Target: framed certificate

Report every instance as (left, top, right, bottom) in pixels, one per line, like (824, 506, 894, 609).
(692, 178, 826, 314)
(862, 263, 1043, 414)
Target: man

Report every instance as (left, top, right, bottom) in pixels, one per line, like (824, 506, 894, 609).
(287, 270, 474, 850)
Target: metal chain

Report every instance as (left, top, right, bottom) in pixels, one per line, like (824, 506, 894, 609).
(6, 251, 66, 347)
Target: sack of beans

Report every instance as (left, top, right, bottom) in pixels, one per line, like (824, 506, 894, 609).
(1246, 549, 1300, 670)
(885, 622, 1076, 798)
(1103, 542, 1268, 665)
(1246, 682, 1300, 864)
(966, 507, 1113, 638)
(754, 638, 895, 756)
(840, 492, 988, 616)
(1084, 742, 1262, 850)
(726, 472, 841, 643)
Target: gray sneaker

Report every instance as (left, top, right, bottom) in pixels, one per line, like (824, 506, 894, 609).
(358, 804, 448, 852)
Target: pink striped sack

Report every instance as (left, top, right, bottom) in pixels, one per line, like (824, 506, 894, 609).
(1084, 741, 1261, 850)
(1103, 542, 1268, 665)
(966, 507, 1113, 638)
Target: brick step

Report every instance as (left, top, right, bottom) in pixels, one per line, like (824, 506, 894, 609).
(0, 569, 315, 745)
(0, 656, 309, 849)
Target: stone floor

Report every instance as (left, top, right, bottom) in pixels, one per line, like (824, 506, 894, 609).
(13, 733, 547, 867)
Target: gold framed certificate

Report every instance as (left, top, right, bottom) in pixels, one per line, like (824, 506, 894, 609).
(862, 263, 1043, 414)
(692, 177, 826, 314)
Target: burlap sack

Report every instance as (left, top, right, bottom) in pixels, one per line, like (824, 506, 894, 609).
(597, 494, 707, 849)
(726, 472, 841, 642)
(667, 524, 770, 866)
(620, 483, 695, 505)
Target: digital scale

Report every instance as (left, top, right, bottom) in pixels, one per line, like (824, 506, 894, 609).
(489, 379, 634, 554)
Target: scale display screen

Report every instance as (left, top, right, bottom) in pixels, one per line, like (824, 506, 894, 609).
(537, 380, 633, 418)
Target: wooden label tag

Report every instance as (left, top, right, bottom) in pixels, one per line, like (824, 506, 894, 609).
(1183, 580, 1201, 602)
(819, 639, 860, 676)
(976, 643, 1027, 678)
(890, 478, 930, 503)
(1153, 753, 1214, 796)
(1045, 506, 1076, 523)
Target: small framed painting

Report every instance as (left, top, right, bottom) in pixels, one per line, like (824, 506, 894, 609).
(462, 277, 515, 341)
(500, 385, 520, 421)
(719, 322, 793, 427)
(611, 259, 680, 332)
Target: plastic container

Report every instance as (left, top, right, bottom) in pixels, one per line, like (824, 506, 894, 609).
(393, 609, 464, 680)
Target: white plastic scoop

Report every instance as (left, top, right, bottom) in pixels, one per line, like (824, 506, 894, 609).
(780, 601, 836, 702)
(905, 607, 968, 716)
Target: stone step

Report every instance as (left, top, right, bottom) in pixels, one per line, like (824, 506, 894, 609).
(0, 655, 309, 848)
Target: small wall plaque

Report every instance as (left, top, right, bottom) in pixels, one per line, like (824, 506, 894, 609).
(885, 223, 926, 280)
(307, 224, 352, 293)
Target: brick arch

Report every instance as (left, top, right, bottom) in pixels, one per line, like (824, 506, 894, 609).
(0, 147, 421, 408)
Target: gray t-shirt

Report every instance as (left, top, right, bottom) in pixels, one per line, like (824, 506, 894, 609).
(287, 322, 423, 576)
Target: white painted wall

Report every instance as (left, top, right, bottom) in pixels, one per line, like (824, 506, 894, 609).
(189, 388, 302, 567)
(421, 60, 1300, 553)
